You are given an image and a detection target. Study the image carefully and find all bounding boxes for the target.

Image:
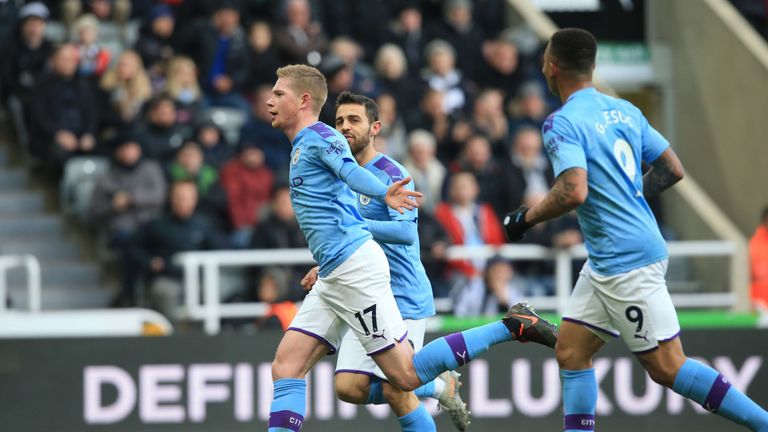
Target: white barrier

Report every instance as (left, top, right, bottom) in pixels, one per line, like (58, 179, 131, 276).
(0, 254, 41, 312)
(0, 308, 173, 338)
(175, 241, 737, 334)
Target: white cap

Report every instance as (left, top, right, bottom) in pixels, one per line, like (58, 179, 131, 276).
(18, 2, 50, 21)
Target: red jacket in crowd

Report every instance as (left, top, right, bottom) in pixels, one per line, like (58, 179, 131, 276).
(434, 202, 505, 278)
(220, 159, 274, 230)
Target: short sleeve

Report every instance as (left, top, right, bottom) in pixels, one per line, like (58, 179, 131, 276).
(640, 115, 670, 164)
(542, 114, 587, 177)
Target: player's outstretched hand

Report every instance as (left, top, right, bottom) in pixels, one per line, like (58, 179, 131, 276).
(503, 206, 532, 242)
(301, 266, 319, 292)
(386, 176, 422, 214)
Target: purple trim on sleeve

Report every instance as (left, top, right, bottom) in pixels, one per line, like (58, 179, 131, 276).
(445, 332, 470, 367)
(287, 327, 337, 355)
(562, 317, 620, 338)
(703, 374, 732, 413)
(268, 410, 304, 431)
(564, 414, 595, 430)
(373, 157, 404, 181)
(308, 122, 335, 138)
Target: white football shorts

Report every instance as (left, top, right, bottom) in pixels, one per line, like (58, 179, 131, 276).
(288, 239, 408, 355)
(336, 318, 427, 380)
(563, 259, 681, 353)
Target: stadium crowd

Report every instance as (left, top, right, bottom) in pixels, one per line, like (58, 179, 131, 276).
(0, 0, 588, 322)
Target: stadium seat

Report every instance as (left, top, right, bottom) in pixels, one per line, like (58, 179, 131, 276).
(59, 156, 110, 223)
(200, 107, 248, 145)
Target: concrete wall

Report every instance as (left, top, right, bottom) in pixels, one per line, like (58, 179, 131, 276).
(647, 0, 768, 236)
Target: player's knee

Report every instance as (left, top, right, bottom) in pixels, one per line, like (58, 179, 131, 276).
(646, 364, 677, 388)
(556, 342, 590, 370)
(334, 376, 367, 404)
(271, 358, 302, 380)
(387, 373, 421, 392)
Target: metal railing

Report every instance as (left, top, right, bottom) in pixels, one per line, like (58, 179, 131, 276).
(175, 241, 739, 334)
(0, 254, 41, 312)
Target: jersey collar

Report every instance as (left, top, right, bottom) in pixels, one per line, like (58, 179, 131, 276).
(566, 86, 598, 103)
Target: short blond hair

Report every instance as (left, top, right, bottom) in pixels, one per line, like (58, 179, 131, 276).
(276, 64, 327, 115)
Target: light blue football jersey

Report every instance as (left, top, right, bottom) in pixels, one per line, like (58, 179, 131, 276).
(289, 122, 373, 277)
(358, 154, 435, 320)
(542, 87, 669, 276)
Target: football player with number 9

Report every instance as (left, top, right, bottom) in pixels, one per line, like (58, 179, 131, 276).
(503, 28, 768, 432)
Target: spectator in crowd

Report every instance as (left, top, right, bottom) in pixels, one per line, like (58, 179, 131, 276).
(421, 39, 468, 116)
(402, 129, 446, 214)
(99, 50, 153, 124)
(477, 31, 528, 103)
(61, 0, 131, 28)
(329, 36, 378, 96)
(456, 256, 525, 316)
(414, 194, 453, 297)
(322, 0, 392, 62)
(134, 4, 176, 83)
(750, 206, 768, 312)
(29, 43, 99, 168)
(482, 257, 526, 314)
(162, 56, 203, 126)
(387, 3, 427, 79)
(272, 0, 328, 65)
(194, 121, 233, 169)
(249, 185, 311, 301)
(72, 14, 111, 79)
(90, 132, 167, 306)
(373, 92, 409, 161)
(468, 88, 509, 154)
(318, 54, 354, 125)
(373, 43, 422, 123)
(239, 85, 292, 174)
(407, 88, 458, 162)
(133, 93, 187, 163)
(246, 20, 282, 91)
(500, 126, 553, 212)
(252, 267, 299, 331)
(451, 133, 505, 218)
(180, 1, 250, 112)
(0, 2, 52, 107)
(507, 80, 550, 137)
(430, 0, 485, 83)
(220, 140, 275, 248)
(434, 172, 504, 309)
(167, 140, 229, 229)
(130, 181, 222, 318)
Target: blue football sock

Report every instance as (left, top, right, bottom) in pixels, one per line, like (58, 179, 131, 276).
(398, 403, 436, 432)
(673, 358, 768, 431)
(412, 379, 436, 400)
(268, 378, 306, 431)
(413, 321, 511, 384)
(366, 379, 386, 405)
(561, 369, 597, 431)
